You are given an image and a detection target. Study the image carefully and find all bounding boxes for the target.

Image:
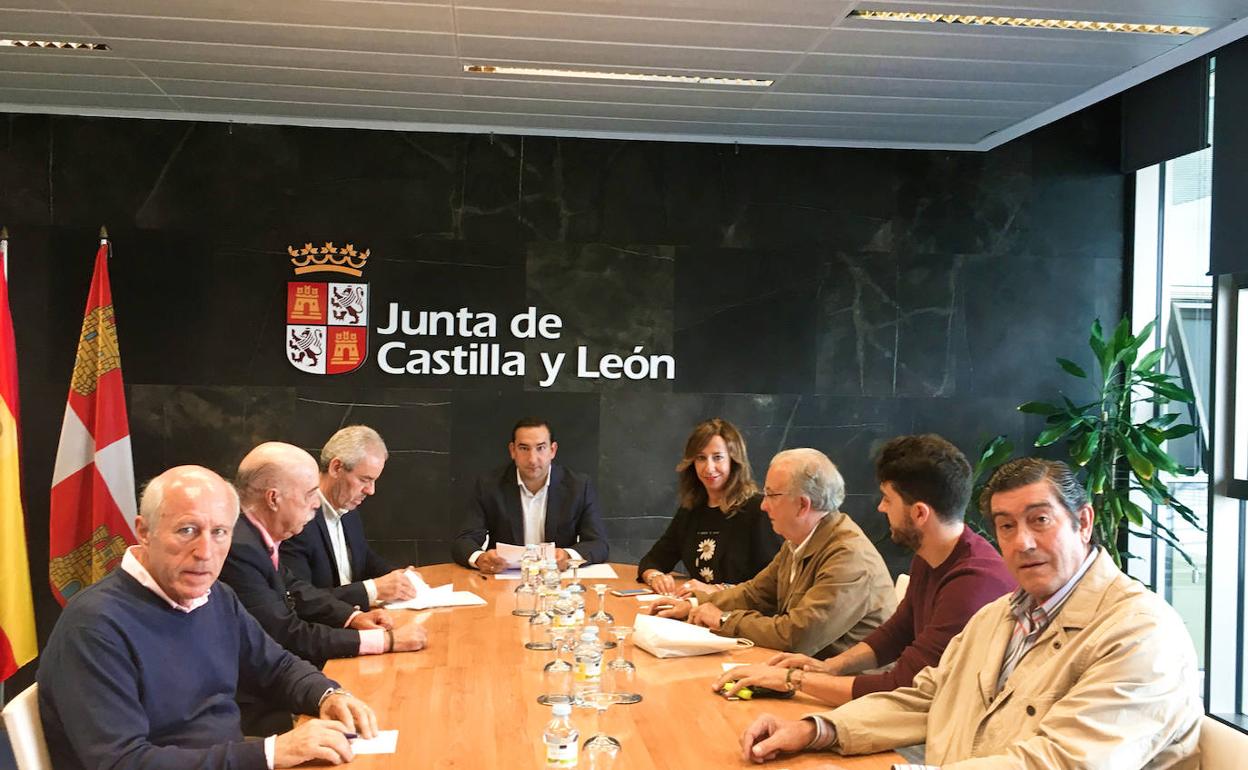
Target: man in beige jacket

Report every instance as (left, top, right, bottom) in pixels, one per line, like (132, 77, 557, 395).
(740, 458, 1201, 769)
(650, 447, 896, 658)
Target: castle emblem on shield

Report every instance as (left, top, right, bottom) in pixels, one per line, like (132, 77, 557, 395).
(286, 242, 370, 375)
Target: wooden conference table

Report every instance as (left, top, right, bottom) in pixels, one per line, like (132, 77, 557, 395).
(325, 563, 906, 769)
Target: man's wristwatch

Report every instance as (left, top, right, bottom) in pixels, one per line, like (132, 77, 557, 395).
(719, 610, 733, 627)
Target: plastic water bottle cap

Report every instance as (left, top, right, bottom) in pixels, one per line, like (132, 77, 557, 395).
(552, 703, 572, 716)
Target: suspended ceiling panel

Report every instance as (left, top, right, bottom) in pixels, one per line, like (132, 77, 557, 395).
(0, 0, 1245, 150)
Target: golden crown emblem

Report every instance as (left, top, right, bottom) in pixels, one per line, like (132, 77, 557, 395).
(288, 241, 370, 277)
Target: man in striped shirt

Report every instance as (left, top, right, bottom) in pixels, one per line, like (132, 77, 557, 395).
(739, 458, 1201, 769)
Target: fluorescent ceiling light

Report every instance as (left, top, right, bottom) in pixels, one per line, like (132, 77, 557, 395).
(849, 10, 1208, 36)
(0, 39, 110, 50)
(464, 64, 773, 88)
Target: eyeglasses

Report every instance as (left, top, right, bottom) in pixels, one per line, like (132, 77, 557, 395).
(761, 491, 790, 500)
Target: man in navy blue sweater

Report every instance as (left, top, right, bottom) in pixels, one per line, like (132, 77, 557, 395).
(38, 465, 380, 769)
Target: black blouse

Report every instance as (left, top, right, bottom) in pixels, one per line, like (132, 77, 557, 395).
(636, 494, 782, 585)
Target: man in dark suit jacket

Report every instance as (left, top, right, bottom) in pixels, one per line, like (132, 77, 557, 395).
(219, 442, 429, 732)
(280, 426, 418, 608)
(452, 418, 609, 573)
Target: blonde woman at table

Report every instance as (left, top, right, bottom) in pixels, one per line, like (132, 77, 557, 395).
(637, 418, 782, 597)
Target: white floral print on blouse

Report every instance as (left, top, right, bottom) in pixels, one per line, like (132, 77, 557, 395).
(697, 538, 716, 562)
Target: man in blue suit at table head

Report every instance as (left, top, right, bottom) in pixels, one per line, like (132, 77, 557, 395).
(452, 417, 609, 573)
(280, 425, 420, 607)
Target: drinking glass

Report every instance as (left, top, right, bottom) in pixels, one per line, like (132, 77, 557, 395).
(583, 691, 621, 755)
(566, 557, 588, 594)
(606, 626, 641, 704)
(537, 629, 575, 706)
(512, 576, 537, 617)
(544, 626, 572, 673)
(589, 584, 614, 624)
(525, 593, 554, 651)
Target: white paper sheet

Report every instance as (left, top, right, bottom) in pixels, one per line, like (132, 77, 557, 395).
(495, 542, 527, 569)
(493, 563, 619, 580)
(351, 729, 398, 755)
(386, 582, 487, 610)
(403, 569, 429, 592)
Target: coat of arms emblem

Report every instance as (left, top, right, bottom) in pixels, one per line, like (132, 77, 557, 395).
(285, 242, 369, 375)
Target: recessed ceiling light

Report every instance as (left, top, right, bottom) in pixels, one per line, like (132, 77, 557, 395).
(848, 10, 1207, 36)
(0, 39, 110, 50)
(463, 64, 773, 88)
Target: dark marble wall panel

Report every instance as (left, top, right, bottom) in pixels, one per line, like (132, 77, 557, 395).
(127, 385, 296, 482)
(815, 253, 899, 396)
(674, 246, 819, 394)
(1, 114, 51, 225)
(961, 253, 1119, 402)
(525, 242, 675, 393)
(0, 99, 1128, 687)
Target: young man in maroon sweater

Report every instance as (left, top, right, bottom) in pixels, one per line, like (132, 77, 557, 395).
(716, 434, 1015, 706)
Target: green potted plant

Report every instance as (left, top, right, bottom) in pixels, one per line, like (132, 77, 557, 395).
(1017, 317, 1201, 567)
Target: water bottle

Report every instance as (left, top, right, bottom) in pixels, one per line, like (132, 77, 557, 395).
(513, 547, 540, 616)
(573, 627, 603, 704)
(552, 589, 577, 628)
(541, 556, 561, 594)
(521, 544, 540, 573)
(570, 588, 586, 625)
(543, 702, 579, 768)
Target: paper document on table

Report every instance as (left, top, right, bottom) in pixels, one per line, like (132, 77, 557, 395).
(351, 730, 398, 755)
(403, 569, 430, 592)
(387, 582, 487, 610)
(494, 563, 619, 580)
(495, 542, 527, 568)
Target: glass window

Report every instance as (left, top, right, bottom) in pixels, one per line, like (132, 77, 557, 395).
(1130, 62, 1213, 684)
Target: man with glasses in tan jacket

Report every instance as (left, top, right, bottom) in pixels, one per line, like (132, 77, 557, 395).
(650, 447, 896, 659)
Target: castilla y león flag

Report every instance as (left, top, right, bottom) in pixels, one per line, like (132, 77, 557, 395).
(0, 234, 37, 680)
(49, 241, 136, 606)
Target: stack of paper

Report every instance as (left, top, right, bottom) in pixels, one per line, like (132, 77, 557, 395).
(352, 730, 398, 755)
(386, 570, 486, 610)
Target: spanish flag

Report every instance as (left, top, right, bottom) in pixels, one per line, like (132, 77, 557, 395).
(48, 239, 136, 606)
(0, 231, 37, 680)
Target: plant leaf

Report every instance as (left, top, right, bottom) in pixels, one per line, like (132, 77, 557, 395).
(1123, 439, 1155, 481)
(1162, 423, 1198, 440)
(1121, 498, 1146, 527)
(1144, 412, 1181, 429)
(1135, 348, 1165, 373)
(1035, 420, 1080, 447)
(1018, 401, 1061, 416)
(1112, 316, 1133, 352)
(1131, 321, 1157, 350)
(1145, 380, 1196, 403)
(1071, 429, 1100, 466)
(1130, 428, 1181, 474)
(974, 435, 1013, 477)
(1057, 358, 1087, 378)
